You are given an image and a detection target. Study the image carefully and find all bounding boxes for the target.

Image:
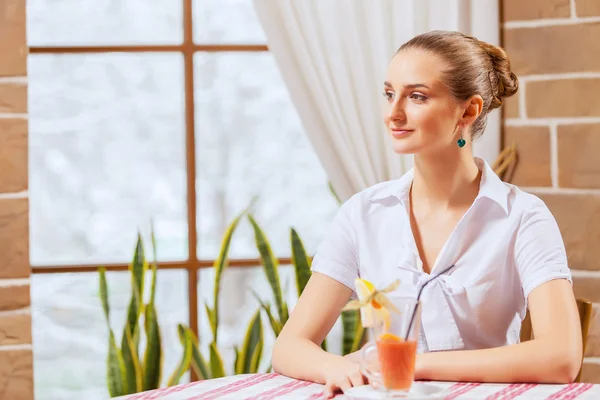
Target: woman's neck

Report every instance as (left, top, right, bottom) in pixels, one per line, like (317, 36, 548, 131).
(411, 148, 481, 210)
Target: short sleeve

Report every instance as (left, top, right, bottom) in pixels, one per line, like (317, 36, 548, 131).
(515, 199, 572, 301)
(310, 200, 359, 296)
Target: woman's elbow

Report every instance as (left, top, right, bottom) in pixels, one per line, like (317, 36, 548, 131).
(551, 352, 581, 384)
(271, 336, 285, 374)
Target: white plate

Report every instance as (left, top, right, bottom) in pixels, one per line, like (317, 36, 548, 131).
(344, 382, 449, 399)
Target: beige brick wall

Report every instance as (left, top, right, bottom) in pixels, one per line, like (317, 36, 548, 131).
(0, 0, 33, 399)
(502, 0, 600, 383)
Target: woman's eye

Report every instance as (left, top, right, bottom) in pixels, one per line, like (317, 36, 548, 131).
(383, 91, 395, 101)
(409, 93, 427, 101)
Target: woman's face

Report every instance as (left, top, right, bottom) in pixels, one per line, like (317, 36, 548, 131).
(382, 49, 466, 155)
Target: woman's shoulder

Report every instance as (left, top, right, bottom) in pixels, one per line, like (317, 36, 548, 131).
(507, 183, 556, 221)
(502, 185, 564, 243)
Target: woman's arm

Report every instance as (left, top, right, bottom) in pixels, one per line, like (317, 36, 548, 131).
(272, 272, 366, 396)
(415, 279, 582, 384)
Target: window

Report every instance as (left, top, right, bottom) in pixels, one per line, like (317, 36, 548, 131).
(28, 1, 338, 399)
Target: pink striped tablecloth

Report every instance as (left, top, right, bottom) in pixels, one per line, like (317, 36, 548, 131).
(115, 373, 600, 399)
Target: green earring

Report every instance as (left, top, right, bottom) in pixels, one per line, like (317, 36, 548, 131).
(457, 128, 466, 148)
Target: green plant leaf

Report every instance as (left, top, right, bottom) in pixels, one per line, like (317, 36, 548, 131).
(249, 336, 263, 373)
(143, 263, 160, 390)
(123, 240, 145, 396)
(168, 327, 193, 386)
(106, 330, 128, 397)
(328, 181, 343, 205)
(149, 221, 158, 305)
(234, 346, 240, 374)
(123, 297, 139, 346)
(237, 309, 263, 374)
(209, 342, 226, 379)
(248, 215, 286, 323)
(142, 303, 162, 391)
(100, 268, 128, 397)
(121, 302, 140, 393)
(122, 322, 143, 393)
(99, 267, 110, 322)
(350, 326, 365, 354)
(321, 338, 328, 352)
(205, 303, 217, 342)
(341, 310, 365, 356)
(250, 290, 282, 337)
(131, 233, 147, 308)
(281, 302, 289, 324)
(123, 234, 147, 369)
(291, 228, 311, 297)
(178, 325, 211, 380)
(212, 203, 252, 343)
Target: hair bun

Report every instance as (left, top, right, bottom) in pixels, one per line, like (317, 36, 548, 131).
(478, 41, 519, 110)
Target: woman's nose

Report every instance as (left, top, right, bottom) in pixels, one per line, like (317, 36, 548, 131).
(388, 100, 406, 121)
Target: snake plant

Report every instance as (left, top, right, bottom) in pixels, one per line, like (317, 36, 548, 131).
(99, 231, 195, 397)
(249, 215, 365, 356)
(201, 201, 265, 378)
(100, 197, 358, 397)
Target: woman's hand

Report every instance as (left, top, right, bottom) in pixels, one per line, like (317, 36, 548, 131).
(322, 355, 367, 398)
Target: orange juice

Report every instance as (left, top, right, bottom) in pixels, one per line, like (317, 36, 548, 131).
(376, 333, 417, 390)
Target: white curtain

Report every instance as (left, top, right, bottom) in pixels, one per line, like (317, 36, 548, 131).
(253, 0, 500, 202)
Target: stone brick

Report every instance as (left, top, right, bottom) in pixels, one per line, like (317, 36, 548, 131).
(503, 94, 520, 119)
(502, 0, 570, 21)
(0, 0, 27, 77)
(0, 83, 26, 113)
(0, 314, 31, 345)
(573, 275, 600, 303)
(503, 126, 551, 186)
(527, 79, 600, 118)
(576, 0, 600, 17)
(0, 350, 32, 400)
(0, 285, 29, 311)
(0, 198, 29, 279)
(538, 194, 600, 271)
(581, 359, 600, 383)
(557, 124, 600, 188)
(0, 118, 27, 193)
(504, 23, 600, 75)
(585, 303, 600, 357)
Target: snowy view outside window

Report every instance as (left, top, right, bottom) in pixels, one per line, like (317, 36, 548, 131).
(27, 1, 340, 399)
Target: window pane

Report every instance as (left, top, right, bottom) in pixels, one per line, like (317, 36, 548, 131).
(195, 53, 338, 259)
(198, 265, 344, 373)
(29, 53, 187, 266)
(193, 0, 267, 44)
(27, 0, 183, 46)
(32, 270, 188, 400)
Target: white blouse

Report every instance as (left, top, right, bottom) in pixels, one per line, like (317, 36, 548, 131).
(311, 158, 572, 353)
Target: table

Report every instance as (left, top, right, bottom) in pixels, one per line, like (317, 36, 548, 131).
(116, 373, 600, 399)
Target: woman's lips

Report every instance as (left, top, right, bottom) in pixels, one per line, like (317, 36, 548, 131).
(390, 129, 413, 139)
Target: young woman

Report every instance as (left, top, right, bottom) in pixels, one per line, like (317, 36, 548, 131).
(271, 30, 582, 398)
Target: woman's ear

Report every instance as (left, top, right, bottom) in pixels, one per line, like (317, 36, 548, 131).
(460, 95, 484, 126)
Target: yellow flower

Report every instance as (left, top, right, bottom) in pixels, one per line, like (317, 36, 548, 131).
(342, 278, 400, 330)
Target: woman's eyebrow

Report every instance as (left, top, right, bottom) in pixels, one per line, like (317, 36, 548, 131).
(404, 83, 430, 89)
(383, 81, 430, 90)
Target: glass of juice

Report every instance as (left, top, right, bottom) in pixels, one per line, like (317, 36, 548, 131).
(360, 297, 421, 397)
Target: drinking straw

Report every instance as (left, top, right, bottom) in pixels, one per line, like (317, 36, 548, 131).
(403, 264, 456, 341)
